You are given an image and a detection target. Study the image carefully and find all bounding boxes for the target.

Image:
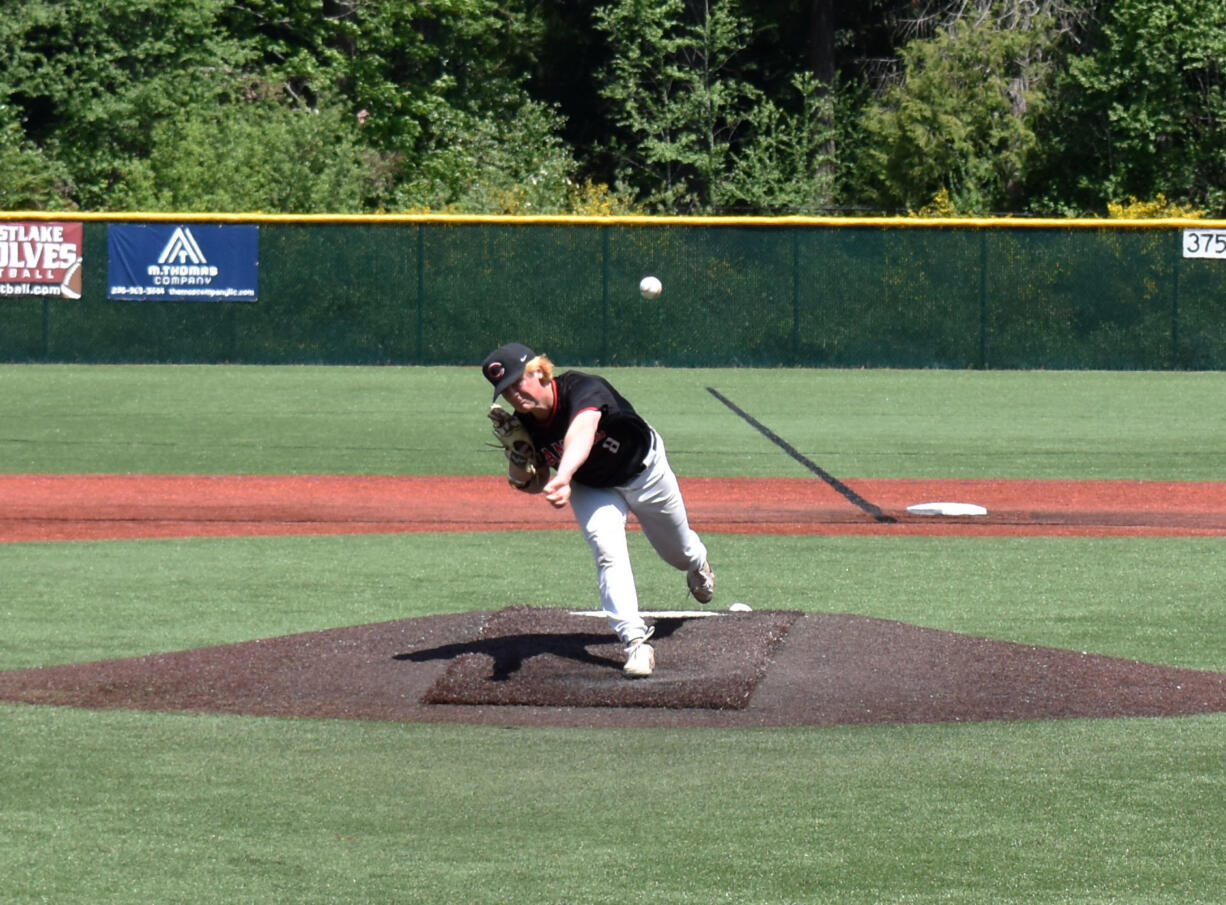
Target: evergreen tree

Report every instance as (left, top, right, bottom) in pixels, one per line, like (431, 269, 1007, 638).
(594, 0, 762, 211)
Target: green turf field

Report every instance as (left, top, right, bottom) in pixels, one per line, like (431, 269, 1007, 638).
(2, 363, 1223, 478)
(2, 364, 1225, 905)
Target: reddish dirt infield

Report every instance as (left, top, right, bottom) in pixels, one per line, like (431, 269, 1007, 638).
(3, 473, 1226, 728)
(4, 473, 1226, 542)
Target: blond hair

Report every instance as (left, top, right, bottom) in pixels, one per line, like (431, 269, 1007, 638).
(527, 354, 554, 382)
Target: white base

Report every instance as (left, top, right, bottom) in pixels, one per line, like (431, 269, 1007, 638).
(906, 501, 988, 517)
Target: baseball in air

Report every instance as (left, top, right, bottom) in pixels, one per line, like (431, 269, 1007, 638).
(639, 275, 663, 300)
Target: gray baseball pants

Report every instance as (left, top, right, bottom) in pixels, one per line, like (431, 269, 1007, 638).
(568, 429, 707, 644)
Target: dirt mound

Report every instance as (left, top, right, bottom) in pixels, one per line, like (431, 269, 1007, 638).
(4, 608, 1226, 729)
(414, 606, 800, 710)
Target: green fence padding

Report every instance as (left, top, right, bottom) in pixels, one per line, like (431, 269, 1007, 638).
(2, 214, 1224, 369)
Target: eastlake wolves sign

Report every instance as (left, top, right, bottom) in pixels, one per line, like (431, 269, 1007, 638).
(108, 224, 258, 301)
(0, 221, 84, 299)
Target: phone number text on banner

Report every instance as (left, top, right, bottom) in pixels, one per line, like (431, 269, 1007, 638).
(108, 224, 258, 301)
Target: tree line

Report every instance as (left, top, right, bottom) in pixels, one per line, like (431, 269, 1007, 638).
(2, 0, 1223, 217)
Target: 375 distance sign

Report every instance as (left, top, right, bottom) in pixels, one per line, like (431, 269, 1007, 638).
(1183, 229, 1226, 259)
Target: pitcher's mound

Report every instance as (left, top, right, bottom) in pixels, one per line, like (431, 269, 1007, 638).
(4, 609, 1226, 728)
(415, 606, 799, 710)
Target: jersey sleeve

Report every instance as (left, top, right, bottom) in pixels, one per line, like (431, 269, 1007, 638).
(562, 373, 652, 486)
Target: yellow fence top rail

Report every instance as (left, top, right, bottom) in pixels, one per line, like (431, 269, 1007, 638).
(2, 210, 1225, 229)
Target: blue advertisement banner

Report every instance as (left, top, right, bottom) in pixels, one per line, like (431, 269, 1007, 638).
(108, 224, 259, 301)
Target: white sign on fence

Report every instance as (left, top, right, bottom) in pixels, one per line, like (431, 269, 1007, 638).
(1183, 229, 1226, 259)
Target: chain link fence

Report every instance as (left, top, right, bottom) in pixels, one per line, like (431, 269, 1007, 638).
(3, 214, 1224, 369)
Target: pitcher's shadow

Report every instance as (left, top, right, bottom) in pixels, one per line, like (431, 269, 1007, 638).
(395, 619, 684, 681)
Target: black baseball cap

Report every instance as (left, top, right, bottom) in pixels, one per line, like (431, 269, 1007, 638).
(482, 342, 536, 400)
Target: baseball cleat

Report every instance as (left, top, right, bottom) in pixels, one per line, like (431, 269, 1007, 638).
(687, 560, 715, 604)
(623, 635, 655, 678)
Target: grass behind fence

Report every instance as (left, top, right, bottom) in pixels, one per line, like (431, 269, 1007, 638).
(2, 364, 1226, 905)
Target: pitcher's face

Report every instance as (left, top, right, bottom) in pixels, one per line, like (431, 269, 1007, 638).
(502, 367, 554, 420)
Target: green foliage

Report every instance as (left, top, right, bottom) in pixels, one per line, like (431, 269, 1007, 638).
(222, 0, 545, 156)
(216, 0, 576, 213)
(859, 12, 1053, 213)
(1057, 0, 1226, 213)
(112, 89, 386, 213)
(0, 0, 256, 208)
(595, 0, 764, 212)
(724, 71, 837, 212)
(2, 0, 1225, 216)
(0, 0, 579, 214)
(593, 0, 844, 214)
(395, 99, 581, 214)
(0, 107, 73, 210)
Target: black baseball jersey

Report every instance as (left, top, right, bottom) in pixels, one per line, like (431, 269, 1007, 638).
(524, 371, 653, 487)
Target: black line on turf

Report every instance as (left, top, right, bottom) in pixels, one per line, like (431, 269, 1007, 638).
(706, 387, 897, 523)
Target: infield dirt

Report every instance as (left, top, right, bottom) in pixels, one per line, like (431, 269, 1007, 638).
(4, 474, 1226, 542)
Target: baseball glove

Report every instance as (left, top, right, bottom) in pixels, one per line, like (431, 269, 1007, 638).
(488, 404, 548, 492)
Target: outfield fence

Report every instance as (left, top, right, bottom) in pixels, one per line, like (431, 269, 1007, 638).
(4, 212, 1226, 369)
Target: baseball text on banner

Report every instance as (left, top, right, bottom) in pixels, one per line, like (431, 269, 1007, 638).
(108, 224, 259, 301)
(0, 221, 84, 299)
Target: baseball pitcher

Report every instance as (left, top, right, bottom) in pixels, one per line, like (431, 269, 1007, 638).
(483, 342, 714, 678)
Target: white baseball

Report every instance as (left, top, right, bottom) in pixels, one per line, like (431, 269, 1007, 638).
(639, 275, 662, 300)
